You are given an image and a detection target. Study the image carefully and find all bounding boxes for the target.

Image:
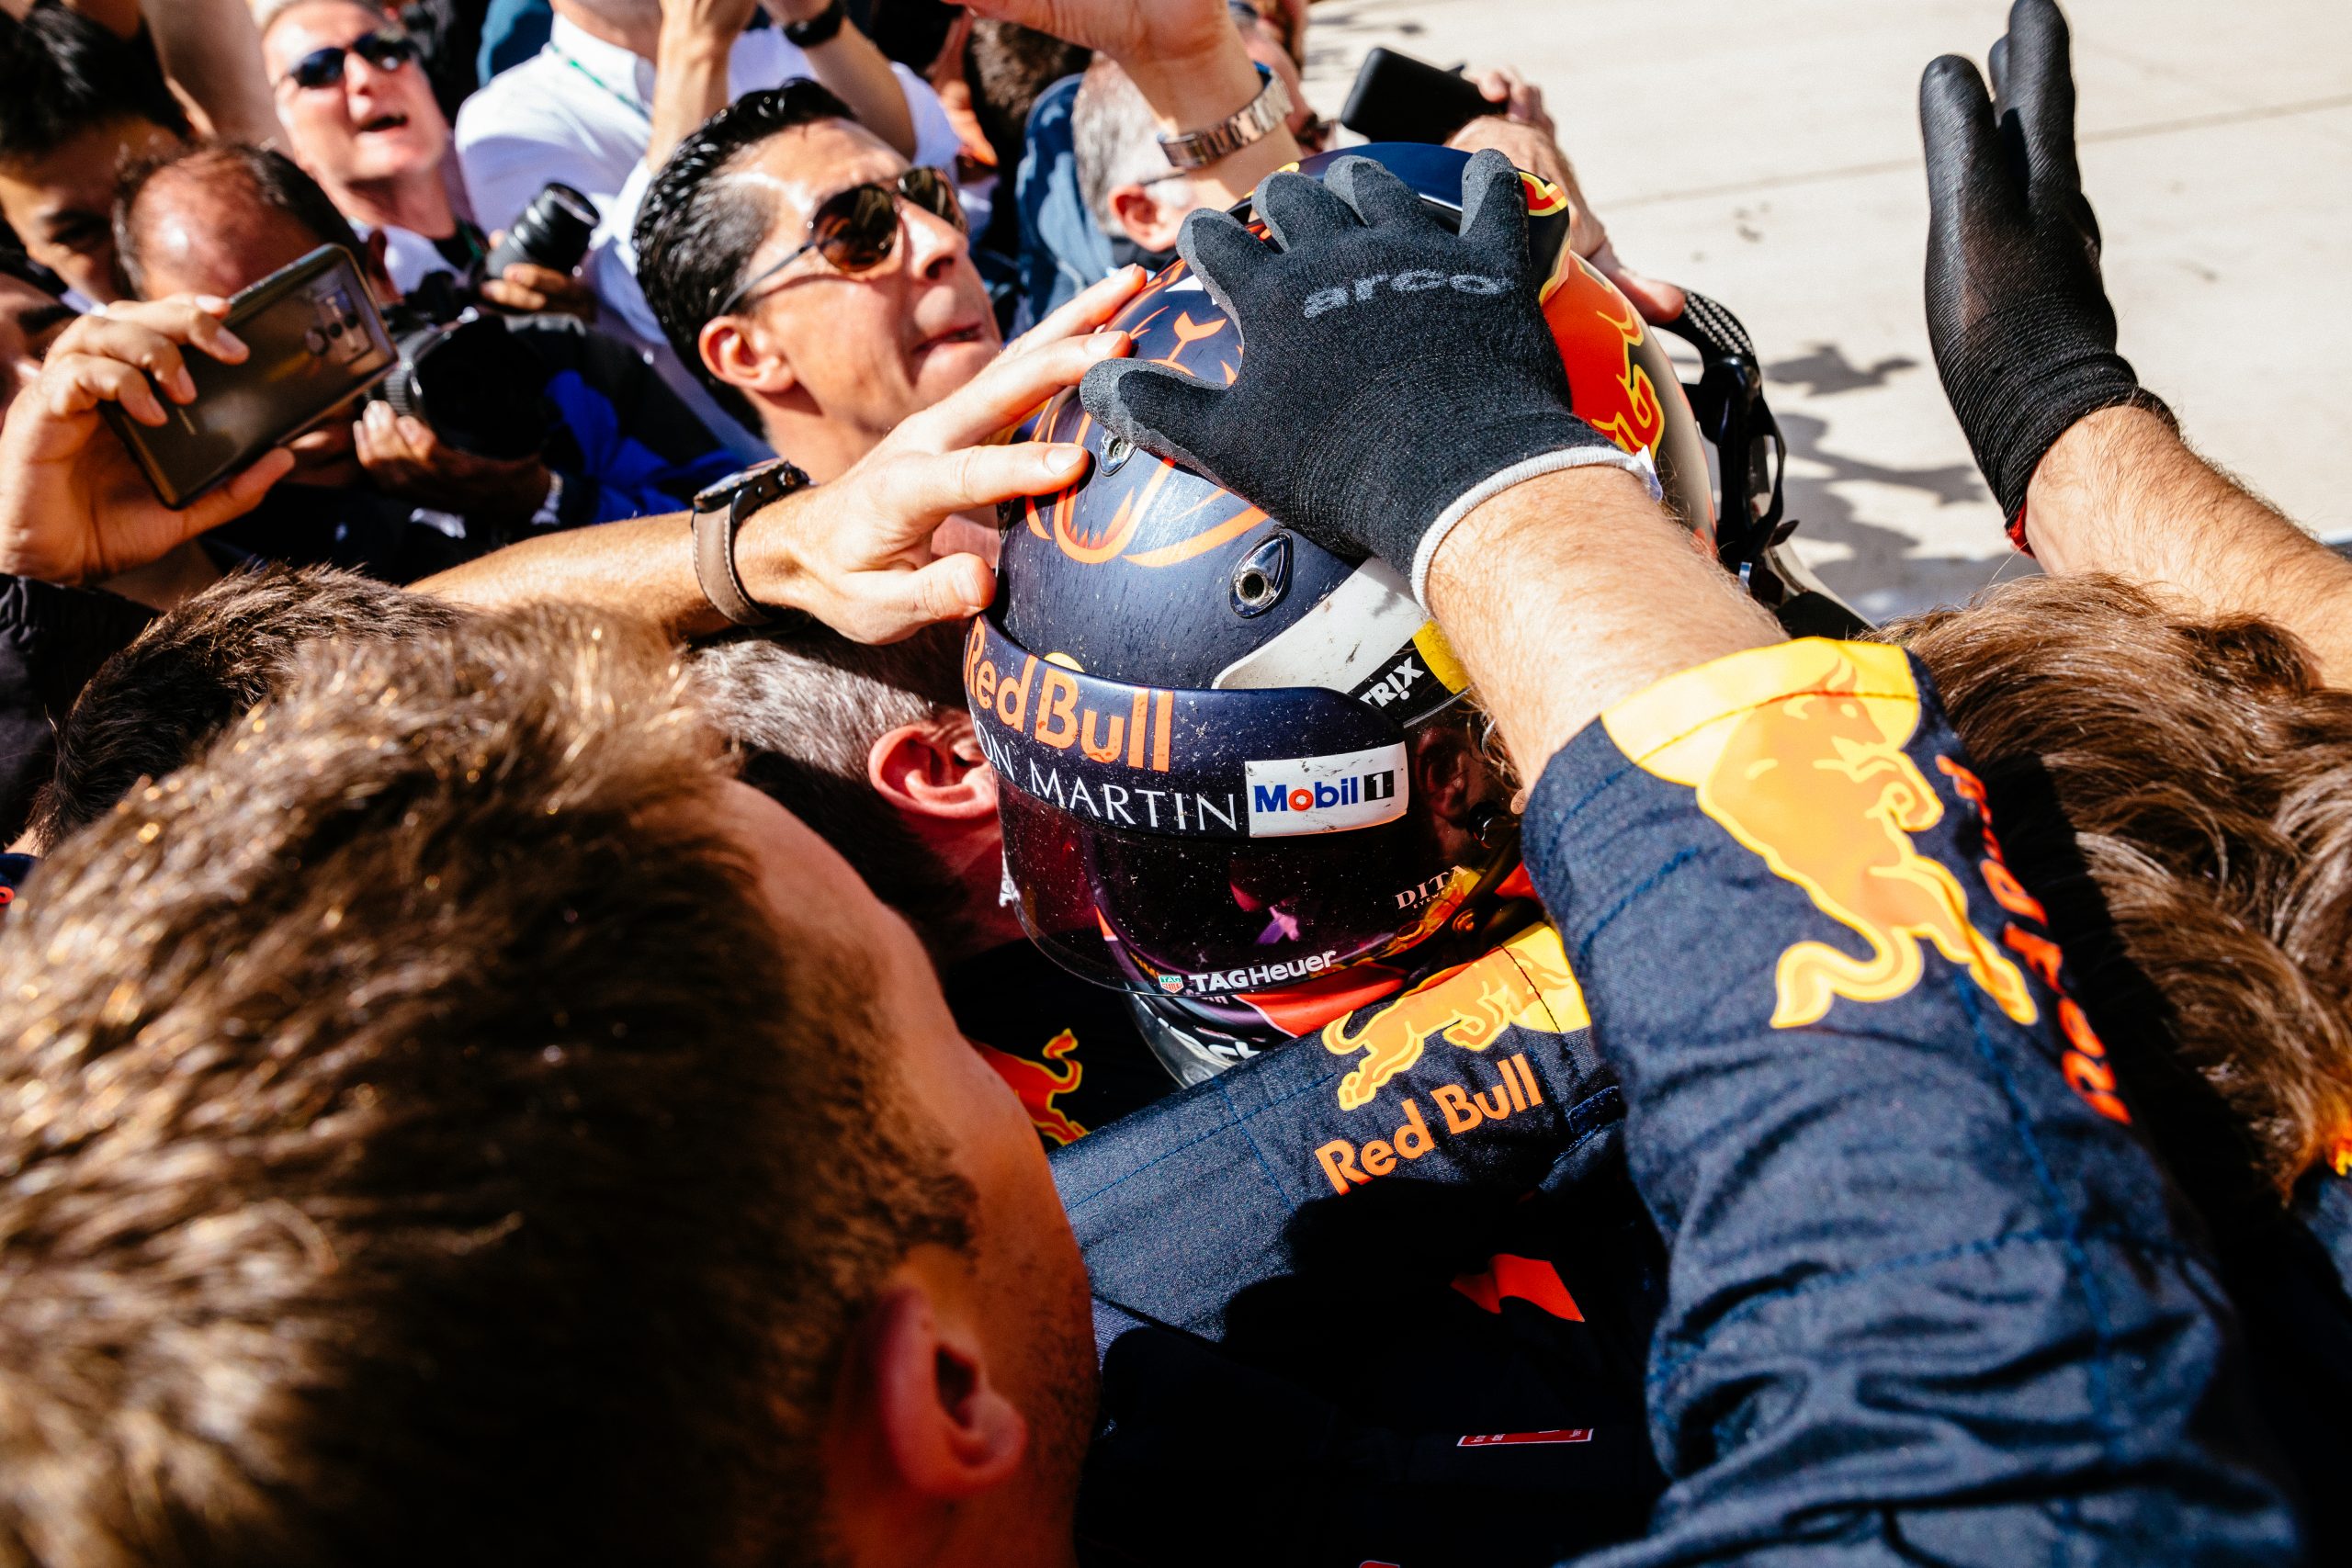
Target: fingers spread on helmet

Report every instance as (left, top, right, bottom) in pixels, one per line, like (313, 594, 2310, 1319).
(1253, 167, 1364, 253)
(1175, 208, 1273, 332)
(1321, 154, 1430, 233)
(1454, 148, 1532, 261)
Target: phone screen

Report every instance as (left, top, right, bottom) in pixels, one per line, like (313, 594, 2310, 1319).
(104, 245, 398, 509)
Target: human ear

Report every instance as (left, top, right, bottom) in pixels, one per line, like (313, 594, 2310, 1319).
(1109, 185, 1187, 254)
(698, 314, 798, 403)
(869, 714, 998, 822)
(1413, 727, 1478, 823)
(865, 1284, 1028, 1500)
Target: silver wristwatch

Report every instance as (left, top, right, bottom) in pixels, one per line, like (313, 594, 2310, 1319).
(1157, 73, 1294, 172)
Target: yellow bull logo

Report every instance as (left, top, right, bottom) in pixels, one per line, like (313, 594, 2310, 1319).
(1604, 640, 2037, 1029)
(1321, 925, 1588, 1111)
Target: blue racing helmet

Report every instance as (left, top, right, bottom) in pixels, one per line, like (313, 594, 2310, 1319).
(973, 144, 1727, 1066)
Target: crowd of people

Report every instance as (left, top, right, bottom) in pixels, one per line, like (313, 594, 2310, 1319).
(0, 0, 2346, 1562)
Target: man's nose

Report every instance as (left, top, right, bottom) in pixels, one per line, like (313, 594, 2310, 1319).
(900, 201, 970, 284)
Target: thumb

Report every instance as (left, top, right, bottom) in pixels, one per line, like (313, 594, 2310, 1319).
(1081, 359, 1224, 466)
(844, 553, 995, 644)
(177, 446, 296, 537)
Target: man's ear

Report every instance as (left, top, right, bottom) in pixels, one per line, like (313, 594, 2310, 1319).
(699, 313, 799, 403)
(1108, 183, 1188, 254)
(871, 712, 998, 823)
(859, 1283, 1028, 1501)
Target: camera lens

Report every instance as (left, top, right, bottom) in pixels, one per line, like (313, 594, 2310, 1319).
(381, 315, 554, 461)
(481, 183, 600, 280)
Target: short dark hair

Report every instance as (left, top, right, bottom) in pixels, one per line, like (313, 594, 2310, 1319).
(690, 620, 972, 955)
(0, 603, 973, 1562)
(633, 80, 857, 428)
(964, 20, 1088, 175)
(0, 3, 189, 165)
(1893, 575, 2352, 1197)
(29, 565, 464, 851)
(113, 141, 365, 299)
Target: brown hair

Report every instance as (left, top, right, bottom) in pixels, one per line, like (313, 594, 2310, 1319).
(30, 564, 465, 852)
(689, 621, 972, 957)
(0, 604, 971, 1566)
(1892, 574, 2352, 1196)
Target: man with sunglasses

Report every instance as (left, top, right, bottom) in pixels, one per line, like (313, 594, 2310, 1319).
(260, 0, 597, 319)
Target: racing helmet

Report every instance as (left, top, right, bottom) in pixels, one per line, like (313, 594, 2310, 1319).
(976, 144, 1733, 1077)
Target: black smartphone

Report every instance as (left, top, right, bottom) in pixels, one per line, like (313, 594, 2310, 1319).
(1340, 46, 1496, 146)
(102, 244, 398, 509)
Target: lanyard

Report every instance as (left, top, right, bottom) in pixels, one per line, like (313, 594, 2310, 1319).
(557, 51, 652, 125)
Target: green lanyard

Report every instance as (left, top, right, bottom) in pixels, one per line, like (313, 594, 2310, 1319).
(558, 51, 652, 125)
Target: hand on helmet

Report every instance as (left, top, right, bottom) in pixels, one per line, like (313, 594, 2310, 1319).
(1080, 150, 1653, 605)
(1920, 0, 2171, 540)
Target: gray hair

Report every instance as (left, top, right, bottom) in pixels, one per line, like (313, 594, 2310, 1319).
(1072, 56, 1178, 237)
(252, 0, 390, 42)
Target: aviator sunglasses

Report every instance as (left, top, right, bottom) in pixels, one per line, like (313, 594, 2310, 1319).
(715, 167, 966, 314)
(282, 27, 418, 91)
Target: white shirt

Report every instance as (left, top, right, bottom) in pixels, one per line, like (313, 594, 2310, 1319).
(453, 15, 962, 239)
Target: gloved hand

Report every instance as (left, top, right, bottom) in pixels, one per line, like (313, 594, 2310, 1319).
(1920, 0, 2172, 545)
(1080, 149, 1654, 604)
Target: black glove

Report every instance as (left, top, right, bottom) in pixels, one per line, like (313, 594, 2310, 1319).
(1920, 0, 2171, 542)
(1080, 150, 1652, 604)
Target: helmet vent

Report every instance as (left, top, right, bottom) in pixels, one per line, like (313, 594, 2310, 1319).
(1230, 533, 1293, 618)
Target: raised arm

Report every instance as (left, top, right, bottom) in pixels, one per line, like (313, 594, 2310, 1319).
(1921, 0, 2352, 682)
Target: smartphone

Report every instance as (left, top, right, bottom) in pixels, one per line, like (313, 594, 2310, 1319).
(102, 244, 398, 509)
(1340, 47, 1496, 146)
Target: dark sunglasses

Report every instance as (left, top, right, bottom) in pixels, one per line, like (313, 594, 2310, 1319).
(715, 167, 966, 314)
(283, 28, 417, 91)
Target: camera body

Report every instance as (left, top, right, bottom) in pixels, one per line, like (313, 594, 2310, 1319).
(378, 306, 558, 463)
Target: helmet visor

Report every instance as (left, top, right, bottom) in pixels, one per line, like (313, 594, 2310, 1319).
(998, 758, 1481, 998)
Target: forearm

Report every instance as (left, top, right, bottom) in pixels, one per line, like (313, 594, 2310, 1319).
(799, 24, 918, 159)
(139, 0, 280, 144)
(2027, 404, 2352, 685)
(1516, 641, 2296, 1561)
(646, 21, 737, 176)
(1423, 466, 1780, 783)
(413, 509, 729, 639)
(1122, 33, 1299, 210)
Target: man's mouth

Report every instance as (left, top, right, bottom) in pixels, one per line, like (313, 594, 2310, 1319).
(913, 322, 986, 358)
(357, 112, 410, 135)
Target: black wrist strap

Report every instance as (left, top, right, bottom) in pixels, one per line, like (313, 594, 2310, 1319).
(784, 0, 846, 48)
(690, 458, 811, 628)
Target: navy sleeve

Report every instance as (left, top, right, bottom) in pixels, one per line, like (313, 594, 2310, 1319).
(1518, 638, 2294, 1563)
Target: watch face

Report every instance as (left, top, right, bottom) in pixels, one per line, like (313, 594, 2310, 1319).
(692, 457, 807, 513)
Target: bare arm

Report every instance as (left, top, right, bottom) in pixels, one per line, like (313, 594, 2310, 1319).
(1424, 467, 1781, 779)
(963, 0, 1299, 209)
(2025, 404, 2352, 685)
(138, 0, 280, 144)
(647, 0, 918, 174)
(419, 273, 1143, 638)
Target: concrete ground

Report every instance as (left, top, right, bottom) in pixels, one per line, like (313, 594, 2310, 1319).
(1297, 0, 2352, 619)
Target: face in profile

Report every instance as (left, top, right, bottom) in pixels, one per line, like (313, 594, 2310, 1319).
(264, 2, 449, 195)
(715, 780, 1100, 1540)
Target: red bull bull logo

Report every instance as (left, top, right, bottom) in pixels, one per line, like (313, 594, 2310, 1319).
(1319, 925, 1588, 1111)
(1603, 640, 2038, 1031)
(977, 1029, 1088, 1146)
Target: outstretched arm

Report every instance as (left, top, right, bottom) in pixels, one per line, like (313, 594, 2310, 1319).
(1920, 0, 2352, 681)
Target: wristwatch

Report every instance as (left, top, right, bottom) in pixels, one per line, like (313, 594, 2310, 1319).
(783, 0, 847, 48)
(1159, 71, 1293, 172)
(690, 457, 812, 628)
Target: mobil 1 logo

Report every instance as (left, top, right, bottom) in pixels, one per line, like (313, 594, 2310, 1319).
(1245, 743, 1409, 838)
